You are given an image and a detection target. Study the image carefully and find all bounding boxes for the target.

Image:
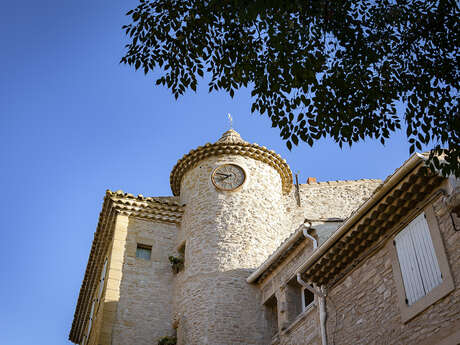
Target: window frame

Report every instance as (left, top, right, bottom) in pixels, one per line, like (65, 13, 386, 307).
(263, 294, 279, 339)
(98, 258, 108, 301)
(84, 298, 96, 343)
(389, 204, 454, 323)
(301, 286, 315, 312)
(135, 243, 152, 261)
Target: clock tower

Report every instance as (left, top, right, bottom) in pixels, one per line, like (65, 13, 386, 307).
(170, 129, 293, 345)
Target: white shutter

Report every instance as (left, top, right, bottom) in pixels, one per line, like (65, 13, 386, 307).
(395, 212, 443, 305)
(395, 226, 425, 305)
(87, 300, 95, 337)
(409, 213, 442, 293)
(98, 258, 108, 300)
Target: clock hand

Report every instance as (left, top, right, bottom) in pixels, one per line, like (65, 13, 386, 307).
(216, 173, 231, 177)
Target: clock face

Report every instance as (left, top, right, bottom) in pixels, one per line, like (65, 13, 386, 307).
(211, 164, 246, 191)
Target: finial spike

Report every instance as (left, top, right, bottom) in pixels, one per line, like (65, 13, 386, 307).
(227, 113, 233, 130)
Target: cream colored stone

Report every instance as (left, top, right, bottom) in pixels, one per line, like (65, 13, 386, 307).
(75, 130, 460, 345)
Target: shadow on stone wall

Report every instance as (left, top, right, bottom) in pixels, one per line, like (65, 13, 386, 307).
(177, 267, 273, 345)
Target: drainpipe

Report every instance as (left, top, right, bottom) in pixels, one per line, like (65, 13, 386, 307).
(302, 223, 317, 249)
(318, 285, 327, 345)
(297, 273, 327, 345)
(298, 224, 326, 345)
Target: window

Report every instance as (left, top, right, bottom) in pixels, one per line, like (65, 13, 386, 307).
(136, 244, 152, 260)
(98, 258, 107, 300)
(390, 205, 454, 322)
(285, 282, 302, 324)
(264, 295, 278, 338)
(85, 299, 95, 342)
(394, 212, 442, 305)
(284, 279, 316, 328)
(301, 286, 315, 312)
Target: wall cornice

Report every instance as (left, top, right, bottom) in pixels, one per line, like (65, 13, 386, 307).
(304, 165, 444, 286)
(69, 190, 183, 343)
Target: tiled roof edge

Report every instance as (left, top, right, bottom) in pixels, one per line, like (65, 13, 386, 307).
(299, 178, 382, 186)
(69, 190, 184, 343)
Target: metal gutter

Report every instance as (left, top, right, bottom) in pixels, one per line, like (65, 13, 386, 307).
(247, 219, 343, 283)
(246, 223, 310, 283)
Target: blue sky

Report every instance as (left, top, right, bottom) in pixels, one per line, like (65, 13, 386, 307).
(0, 1, 422, 344)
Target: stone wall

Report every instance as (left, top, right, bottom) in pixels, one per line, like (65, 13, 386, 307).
(86, 214, 129, 345)
(256, 183, 460, 345)
(258, 241, 321, 345)
(324, 196, 460, 345)
(109, 217, 177, 345)
(177, 154, 294, 345)
(278, 306, 320, 345)
(284, 179, 382, 233)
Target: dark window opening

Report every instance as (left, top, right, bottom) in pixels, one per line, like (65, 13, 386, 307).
(136, 244, 152, 260)
(264, 295, 278, 338)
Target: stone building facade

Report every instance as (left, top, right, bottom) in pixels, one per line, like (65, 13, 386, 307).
(69, 130, 460, 345)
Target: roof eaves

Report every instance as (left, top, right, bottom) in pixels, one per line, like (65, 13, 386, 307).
(69, 192, 116, 343)
(69, 190, 184, 343)
(294, 152, 431, 281)
(247, 224, 307, 283)
(247, 218, 344, 284)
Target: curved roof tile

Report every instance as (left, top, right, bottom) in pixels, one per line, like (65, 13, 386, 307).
(170, 129, 293, 195)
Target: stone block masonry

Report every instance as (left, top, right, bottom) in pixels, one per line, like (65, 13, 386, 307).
(177, 154, 293, 345)
(324, 196, 460, 345)
(110, 217, 178, 345)
(69, 129, 391, 345)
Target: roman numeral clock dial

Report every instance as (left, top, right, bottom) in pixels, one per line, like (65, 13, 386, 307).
(211, 164, 246, 191)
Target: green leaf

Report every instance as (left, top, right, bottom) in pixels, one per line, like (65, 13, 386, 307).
(119, 0, 460, 177)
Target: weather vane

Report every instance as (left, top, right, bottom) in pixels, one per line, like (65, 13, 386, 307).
(227, 113, 233, 129)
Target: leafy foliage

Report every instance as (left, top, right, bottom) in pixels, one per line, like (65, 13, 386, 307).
(168, 255, 184, 273)
(121, 0, 459, 176)
(158, 336, 177, 345)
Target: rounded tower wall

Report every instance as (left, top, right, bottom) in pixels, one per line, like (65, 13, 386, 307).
(170, 129, 293, 345)
(176, 154, 290, 344)
(180, 155, 287, 273)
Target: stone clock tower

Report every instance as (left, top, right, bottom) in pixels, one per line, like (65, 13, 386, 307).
(70, 127, 388, 345)
(170, 129, 293, 345)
